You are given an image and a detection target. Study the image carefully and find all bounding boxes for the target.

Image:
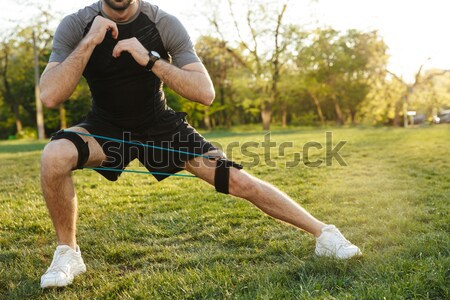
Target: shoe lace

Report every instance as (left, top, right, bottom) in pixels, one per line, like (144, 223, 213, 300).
(45, 249, 71, 277)
(332, 230, 352, 248)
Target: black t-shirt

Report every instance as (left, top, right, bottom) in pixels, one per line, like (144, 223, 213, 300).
(49, 0, 200, 130)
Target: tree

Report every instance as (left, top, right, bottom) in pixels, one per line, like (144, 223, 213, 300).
(195, 35, 240, 129)
(0, 3, 54, 138)
(388, 62, 450, 126)
(208, 0, 292, 130)
(359, 75, 403, 125)
(296, 28, 388, 125)
(296, 28, 345, 124)
(0, 35, 24, 134)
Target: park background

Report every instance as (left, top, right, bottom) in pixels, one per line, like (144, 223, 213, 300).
(0, 0, 449, 299)
(0, 0, 450, 137)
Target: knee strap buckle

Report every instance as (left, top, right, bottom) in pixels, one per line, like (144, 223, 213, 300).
(214, 158, 243, 194)
(51, 130, 90, 170)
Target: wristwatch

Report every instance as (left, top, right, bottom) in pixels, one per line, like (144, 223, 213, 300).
(145, 51, 161, 71)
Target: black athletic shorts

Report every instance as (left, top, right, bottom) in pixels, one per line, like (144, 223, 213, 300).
(75, 110, 216, 182)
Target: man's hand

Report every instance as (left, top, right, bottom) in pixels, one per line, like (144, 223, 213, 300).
(112, 38, 149, 66)
(85, 16, 119, 46)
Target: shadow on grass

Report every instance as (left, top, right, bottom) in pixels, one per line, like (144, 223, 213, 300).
(5, 281, 71, 300)
(203, 128, 323, 139)
(0, 141, 46, 154)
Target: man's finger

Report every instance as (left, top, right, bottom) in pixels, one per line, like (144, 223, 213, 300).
(108, 22, 119, 39)
(94, 16, 119, 39)
(112, 41, 130, 58)
(112, 43, 122, 57)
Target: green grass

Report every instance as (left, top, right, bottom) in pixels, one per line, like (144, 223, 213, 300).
(0, 125, 449, 299)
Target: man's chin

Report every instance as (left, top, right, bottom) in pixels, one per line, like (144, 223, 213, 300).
(103, 0, 134, 11)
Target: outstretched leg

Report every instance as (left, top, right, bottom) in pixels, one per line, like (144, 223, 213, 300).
(184, 152, 361, 258)
(184, 153, 325, 236)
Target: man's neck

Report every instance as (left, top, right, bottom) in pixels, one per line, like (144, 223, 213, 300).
(101, 0, 139, 23)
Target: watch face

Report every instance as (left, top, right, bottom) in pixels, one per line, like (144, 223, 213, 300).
(151, 51, 161, 59)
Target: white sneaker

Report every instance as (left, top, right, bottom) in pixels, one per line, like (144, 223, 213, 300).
(40, 245, 86, 288)
(315, 225, 362, 259)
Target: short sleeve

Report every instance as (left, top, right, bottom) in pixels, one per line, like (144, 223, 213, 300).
(156, 15, 200, 68)
(49, 15, 85, 63)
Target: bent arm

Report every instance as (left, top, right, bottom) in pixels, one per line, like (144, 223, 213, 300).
(152, 61, 215, 106)
(40, 16, 118, 108)
(111, 37, 215, 106)
(40, 40, 96, 108)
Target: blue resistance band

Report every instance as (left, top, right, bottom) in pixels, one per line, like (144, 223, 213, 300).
(83, 167, 197, 178)
(64, 130, 213, 178)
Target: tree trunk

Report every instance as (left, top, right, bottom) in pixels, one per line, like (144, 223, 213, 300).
(261, 101, 272, 130)
(59, 104, 67, 129)
(404, 94, 410, 128)
(335, 102, 344, 125)
(281, 106, 287, 128)
(351, 110, 357, 125)
(219, 85, 225, 127)
(332, 96, 344, 125)
(310, 93, 325, 125)
(3, 80, 22, 133)
(33, 30, 45, 139)
(226, 118, 232, 129)
(204, 107, 211, 130)
(393, 98, 403, 127)
(12, 102, 23, 132)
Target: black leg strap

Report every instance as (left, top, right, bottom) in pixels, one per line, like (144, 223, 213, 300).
(51, 130, 90, 170)
(214, 158, 243, 194)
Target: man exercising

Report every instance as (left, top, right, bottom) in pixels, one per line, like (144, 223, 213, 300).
(39, 0, 361, 288)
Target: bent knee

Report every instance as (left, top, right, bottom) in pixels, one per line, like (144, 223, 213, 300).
(41, 140, 78, 172)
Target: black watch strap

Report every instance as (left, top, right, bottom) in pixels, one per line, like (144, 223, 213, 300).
(145, 51, 160, 71)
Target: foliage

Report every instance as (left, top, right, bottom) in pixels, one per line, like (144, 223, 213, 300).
(295, 28, 389, 125)
(207, 0, 294, 130)
(0, 11, 52, 139)
(412, 70, 450, 117)
(15, 127, 38, 140)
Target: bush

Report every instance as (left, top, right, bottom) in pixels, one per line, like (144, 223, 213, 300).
(291, 111, 318, 126)
(16, 127, 37, 140)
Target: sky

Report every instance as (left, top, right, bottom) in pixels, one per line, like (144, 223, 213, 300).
(2, 0, 449, 83)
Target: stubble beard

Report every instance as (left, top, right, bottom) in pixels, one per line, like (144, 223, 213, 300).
(103, 0, 135, 11)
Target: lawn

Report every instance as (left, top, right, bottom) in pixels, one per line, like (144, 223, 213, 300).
(0, 125, 449, 299)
